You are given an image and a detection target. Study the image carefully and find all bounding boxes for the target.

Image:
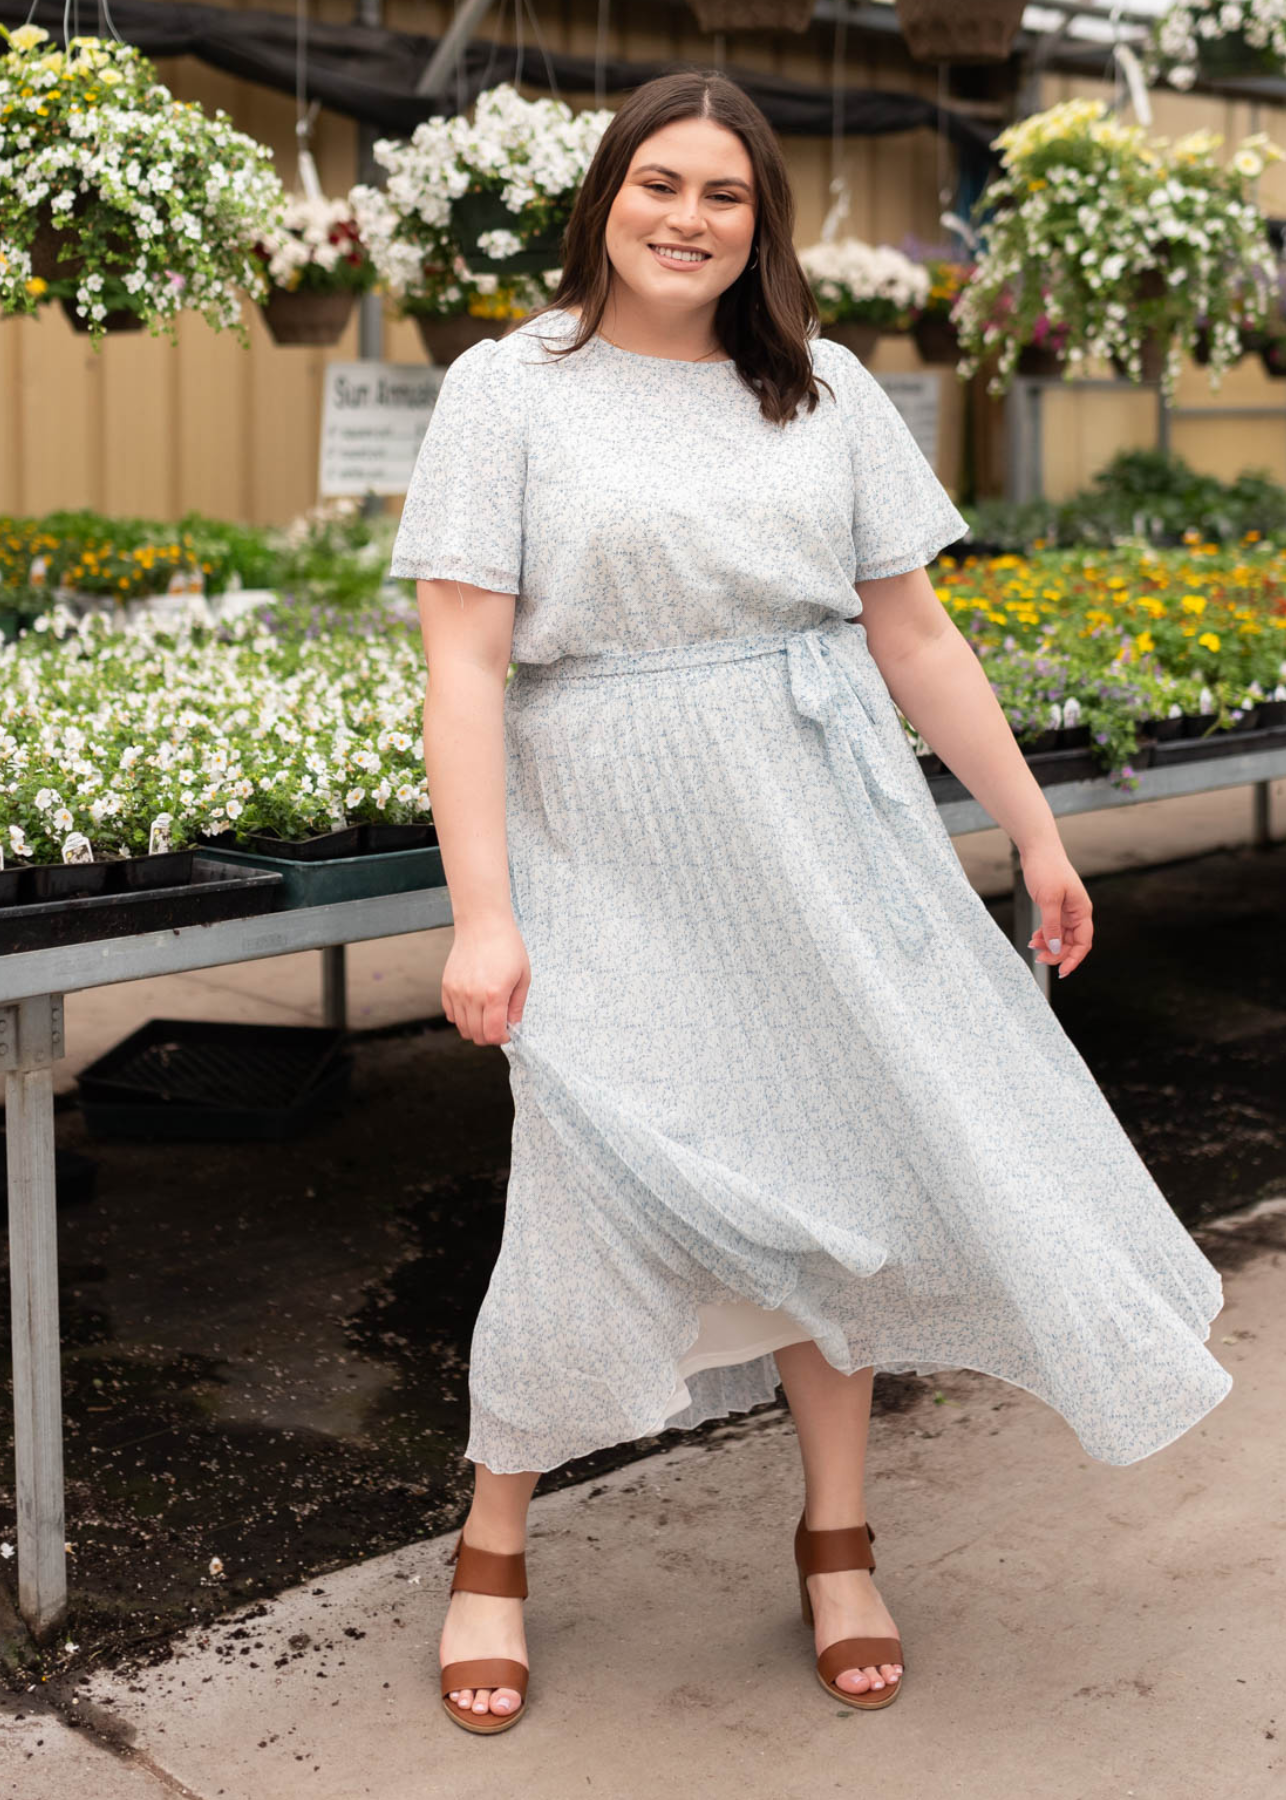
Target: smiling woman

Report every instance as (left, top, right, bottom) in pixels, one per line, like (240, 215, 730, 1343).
(394, 66, 1233, 1741)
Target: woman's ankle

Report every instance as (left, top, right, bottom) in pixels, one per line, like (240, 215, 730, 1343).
(462, 1506, 529, 1555)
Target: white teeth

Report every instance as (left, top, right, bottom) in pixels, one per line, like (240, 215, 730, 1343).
(649, 244, 708, 263)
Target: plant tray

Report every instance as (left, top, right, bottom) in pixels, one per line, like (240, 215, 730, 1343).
(76, 1019, 352, 1142)
(197, 841, 444, 910)
(0, 1135, 98, 1212)
(1150, 720, 1286, 765)
(0, 857, 283, 957)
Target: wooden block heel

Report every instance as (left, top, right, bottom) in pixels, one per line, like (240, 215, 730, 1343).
(793, 1511, 903, 1711)
(440, 1530, 531, 1734)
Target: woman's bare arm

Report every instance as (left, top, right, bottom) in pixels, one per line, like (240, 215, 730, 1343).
(854, 566, 1093, 978)
(417, 577, 530, 1041)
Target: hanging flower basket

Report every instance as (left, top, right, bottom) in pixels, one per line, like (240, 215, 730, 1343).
(688, 1, 817, 29)
(1142, 6, 1286, 90)
(912, 313, 960, 364)
(819, 320, 881, 360)
(896, 0, 1027, 64)
(411, 311, 513, 366)
(59, 294, 144, 335)
(260, 287, 357, 346)
(350, 84, 610, 318)
(0, 27, 287, 347)
(1016, 343, 1064, 377)
(452, 189, 566, 274)
(250, 195, 376, 345)
(953, 98, 1281, 404)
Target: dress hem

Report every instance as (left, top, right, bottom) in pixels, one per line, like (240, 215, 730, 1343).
(462, 1270, 1232, 1478)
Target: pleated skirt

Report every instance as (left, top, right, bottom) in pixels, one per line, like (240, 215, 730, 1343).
(462, 618, 1231, 1474)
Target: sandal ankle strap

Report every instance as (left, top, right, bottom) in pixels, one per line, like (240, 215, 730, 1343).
(449, 1530, 529, 1599)
(794, 1509, 877, 1576)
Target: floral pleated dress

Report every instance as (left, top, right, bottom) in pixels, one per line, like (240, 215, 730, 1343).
(389, 306, 1231, 1475)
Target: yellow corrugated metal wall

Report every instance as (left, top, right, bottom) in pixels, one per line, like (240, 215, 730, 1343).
(0, 0, 969, 525)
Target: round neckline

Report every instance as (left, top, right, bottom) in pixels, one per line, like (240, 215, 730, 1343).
(548, 306, 735, 369)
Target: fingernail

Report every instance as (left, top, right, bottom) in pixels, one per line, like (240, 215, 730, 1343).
(1048, 937, 1062, 953)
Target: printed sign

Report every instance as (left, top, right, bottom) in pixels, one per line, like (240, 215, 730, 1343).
(873, 371, 941, 469)
(319, 362, 444, 497)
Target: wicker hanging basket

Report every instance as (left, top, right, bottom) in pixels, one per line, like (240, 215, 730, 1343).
(58, 296, 144, 334)
(911, 313, 960, 365)
(689, 2, 816, 30)
(413, 313, 515, 367)
(819, 320, 881, 360)
(895, 0, 1027, 64)
(260, 288, 357, 347)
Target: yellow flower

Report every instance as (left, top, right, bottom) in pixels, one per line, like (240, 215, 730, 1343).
(1180, 594, 1206, 615)
(1196, 631, 1221, 652)
(1134, 629, 1154, 654)
(24, 276, 47, 296)
(8, 23, 51, 53)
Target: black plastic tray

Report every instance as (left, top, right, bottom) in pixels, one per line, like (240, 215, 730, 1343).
(79, 1056, 353, 1142)
(0, 857, 283, 956)
(77, 1017, 354, 1142)
(1150, 719, 1286, 764)
(77, 1018, 347, 1110)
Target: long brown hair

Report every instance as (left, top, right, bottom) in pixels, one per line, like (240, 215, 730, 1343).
(515, 68, 834, 426)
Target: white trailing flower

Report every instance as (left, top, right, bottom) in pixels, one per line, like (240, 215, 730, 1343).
(798, 238, 930, 315)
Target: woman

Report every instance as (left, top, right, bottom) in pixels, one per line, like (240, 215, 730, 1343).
(389, 71, 1231, 1735)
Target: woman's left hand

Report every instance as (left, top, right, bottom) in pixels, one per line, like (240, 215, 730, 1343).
(1018, 838, 1094, 979)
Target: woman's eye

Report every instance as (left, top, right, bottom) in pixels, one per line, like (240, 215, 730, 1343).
(644, 182, 738, 202)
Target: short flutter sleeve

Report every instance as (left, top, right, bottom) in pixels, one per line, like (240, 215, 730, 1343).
(825, 342, 969, 583)
(388, 337, 527, 594)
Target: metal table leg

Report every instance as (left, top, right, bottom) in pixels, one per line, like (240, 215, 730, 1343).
(1010, 842, 1051, 1001)
(1, 995, 67, 1639)
(1252, 778, 1273, 849)
(320, 944, 347, 1030)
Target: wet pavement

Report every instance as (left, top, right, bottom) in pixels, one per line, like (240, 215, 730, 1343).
(0, 840, 1283, 1686)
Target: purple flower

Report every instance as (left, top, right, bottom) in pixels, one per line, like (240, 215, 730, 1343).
(1094, 730, 1109, 744)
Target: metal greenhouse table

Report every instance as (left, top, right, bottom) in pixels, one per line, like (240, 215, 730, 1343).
(3, 740, 1284, 1639)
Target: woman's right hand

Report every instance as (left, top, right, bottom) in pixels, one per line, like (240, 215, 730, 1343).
(441, 916, 531, 1045)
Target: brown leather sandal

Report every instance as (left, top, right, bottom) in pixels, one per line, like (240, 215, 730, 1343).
(794, 1508, 904, 1710)
(440, 1528, 530, 1734)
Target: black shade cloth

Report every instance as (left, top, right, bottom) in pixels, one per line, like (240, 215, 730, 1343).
(0, 0, 999, 162)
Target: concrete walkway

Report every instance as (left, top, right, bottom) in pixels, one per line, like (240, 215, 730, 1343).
(4, 1198, 1282, 1800)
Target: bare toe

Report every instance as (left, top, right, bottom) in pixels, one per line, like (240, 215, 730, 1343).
(453, 1687, 473, 1708)
(491, 1687, 521, 1715)
(880, 1663, 900, 1684)
(471, 1687, 492, 1714)
(834, 1667, 872, 1694)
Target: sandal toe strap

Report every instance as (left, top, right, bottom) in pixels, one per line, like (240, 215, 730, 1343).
(817, 1637, 903, 1686)
(441, 1657, 529, 1698)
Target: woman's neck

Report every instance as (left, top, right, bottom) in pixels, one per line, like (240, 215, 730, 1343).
(562, 293, 729, 363)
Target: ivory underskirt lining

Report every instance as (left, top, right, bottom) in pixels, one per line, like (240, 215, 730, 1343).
(662, 1296, 809, 1421)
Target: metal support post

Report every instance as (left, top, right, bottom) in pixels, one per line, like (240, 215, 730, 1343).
(320, 944, 348, 1030)
(1, 995, 68, 1639)
(1252, 778, 1274, 848)
(1009, 842, 1051, 1000)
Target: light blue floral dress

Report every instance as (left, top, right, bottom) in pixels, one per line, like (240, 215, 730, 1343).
(389, 307, 1231, 1475)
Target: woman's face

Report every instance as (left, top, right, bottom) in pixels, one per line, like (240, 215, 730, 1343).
(604, 118, 757, 311)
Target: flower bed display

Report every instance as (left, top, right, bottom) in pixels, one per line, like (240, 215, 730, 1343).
(927, 542, 1286, 786)
(0, 596, 436, 893)
(953, 98, 1282, 401)
(0, 25, 286, 345)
